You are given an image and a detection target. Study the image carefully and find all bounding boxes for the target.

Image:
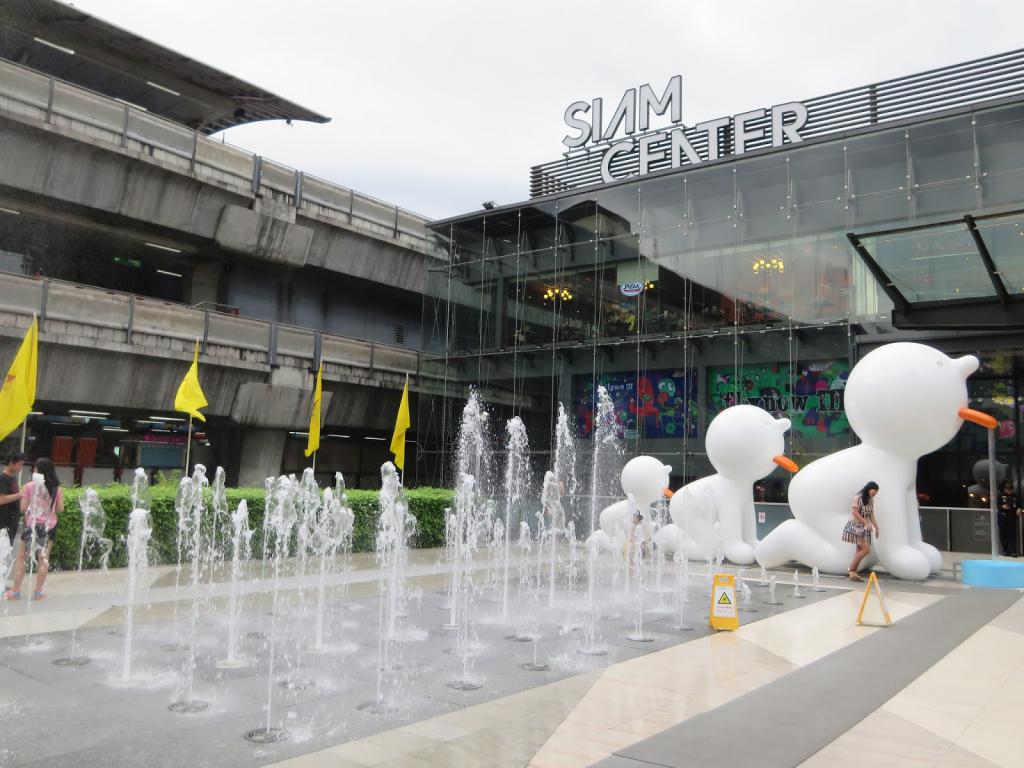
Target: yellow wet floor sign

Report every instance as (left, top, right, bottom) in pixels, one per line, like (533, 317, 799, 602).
(709, 573, 739, 631)
(856, 571, 892, 626)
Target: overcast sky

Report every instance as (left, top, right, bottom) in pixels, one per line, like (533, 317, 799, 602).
(70, 0, 1024, 220)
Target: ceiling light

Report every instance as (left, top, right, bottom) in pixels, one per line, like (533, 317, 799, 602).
(327, 434, 350, 438)
(156, 269, 183, 278)
(0, 207, 19, 215)
(28, 411, 43, 416)
(103, 427, 129, 433)
(145, 242, 181, 253)
(363, 436, 386, 441)
(33, 37, 75, 55)
(146, 80, 181, 97)
(69, 409, 110, 417)
(149, 416, 185, 422)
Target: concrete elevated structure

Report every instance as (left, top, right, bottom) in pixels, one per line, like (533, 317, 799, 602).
(0, 4, 457, 485)
(0, 271, 444, 486)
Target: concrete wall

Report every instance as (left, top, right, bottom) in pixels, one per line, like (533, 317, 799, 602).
(0, 115, 426, 295)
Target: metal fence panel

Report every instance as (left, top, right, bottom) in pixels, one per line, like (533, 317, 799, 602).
(52, 81, 123, 133)
(321, 335, 372, 367)
(126, 110, 194, 157)
(46, 282, 130, 329)
(132, 297, 205, 341)
(0, 274, 44, 315)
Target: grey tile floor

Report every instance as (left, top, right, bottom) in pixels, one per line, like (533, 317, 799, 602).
(0, 555, 833, 768)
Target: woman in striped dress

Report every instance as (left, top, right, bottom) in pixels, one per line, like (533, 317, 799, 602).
(842, 481, 880, 581)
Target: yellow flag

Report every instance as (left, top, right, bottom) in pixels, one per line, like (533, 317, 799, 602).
(0, 318, 38, 441)
(390, 377, 410, 471)
(174, 341, 208, 422)
(305, 362, 322, 457)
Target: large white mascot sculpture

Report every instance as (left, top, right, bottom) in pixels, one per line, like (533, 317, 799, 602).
(756, 343, 991, 580)
(656, 405, 797, 565)
(590, 455, 671, 553)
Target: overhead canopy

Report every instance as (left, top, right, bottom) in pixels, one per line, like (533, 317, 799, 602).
(849, 209, 1024, 329)
(0, 0, 330, 134)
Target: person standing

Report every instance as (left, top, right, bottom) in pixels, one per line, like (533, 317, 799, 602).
(4, 457, 62, 600)
(0, 451, 25, 546)
(997, 479, 1021, 558)
(843, 481, 880, 581)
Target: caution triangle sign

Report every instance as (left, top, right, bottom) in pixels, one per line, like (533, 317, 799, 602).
(717, 591, 732, 606)
(856, 572, 892, 626)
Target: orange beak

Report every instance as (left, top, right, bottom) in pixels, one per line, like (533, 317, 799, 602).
(959, 407, 997, 429)
(663, 488, 674, 499)
(773, 455, 799, 473)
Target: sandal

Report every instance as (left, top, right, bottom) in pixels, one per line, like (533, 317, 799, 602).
(3, 589, 20, 600)
(31, 591, 45, 601)
(848, 571, 863, 582)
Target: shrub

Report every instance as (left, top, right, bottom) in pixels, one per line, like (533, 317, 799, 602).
(48, 482, 452, 572)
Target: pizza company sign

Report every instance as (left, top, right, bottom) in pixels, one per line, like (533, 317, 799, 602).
(619, 282, 644, 297)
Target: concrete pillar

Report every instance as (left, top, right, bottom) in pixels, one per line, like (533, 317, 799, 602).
(189, 261, 223, 307)
(238, 428, 286, 487)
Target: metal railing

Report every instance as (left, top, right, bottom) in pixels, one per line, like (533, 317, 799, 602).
(750, 501, 1016, 554)
(0, 270, 427, 379)
(0, 57, 443, 256)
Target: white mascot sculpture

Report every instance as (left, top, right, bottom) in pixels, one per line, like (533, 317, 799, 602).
(589, 455, 671, 554)
(756, 343, 990, 580)
(656, 405, 797, 565)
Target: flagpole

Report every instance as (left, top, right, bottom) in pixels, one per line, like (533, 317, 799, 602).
(401, 373, 408, 485)
(184, 414, 193, 476)
(17, 418, 27, 484)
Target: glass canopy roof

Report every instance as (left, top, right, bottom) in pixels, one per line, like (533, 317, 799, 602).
(849, 209, 1024, 328)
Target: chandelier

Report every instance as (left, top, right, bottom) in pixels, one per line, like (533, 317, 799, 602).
(543, 286, 573, 301)
(752, 256, 784, 274)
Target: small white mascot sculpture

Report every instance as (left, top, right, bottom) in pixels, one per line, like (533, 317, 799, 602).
(755, 343, 991, 580)
(590, 455, 671, 554)
(658, 405, 796, 565)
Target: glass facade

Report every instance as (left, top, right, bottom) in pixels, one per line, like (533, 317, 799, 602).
(419, 101, 1024, 512)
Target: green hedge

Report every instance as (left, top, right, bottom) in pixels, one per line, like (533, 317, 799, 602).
(49, 483, 453, 572)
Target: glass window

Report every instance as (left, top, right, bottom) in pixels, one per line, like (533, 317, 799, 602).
(847, 128, 909, 228)
(976, 214, 1024, 295)
(860, 224, 994, 302)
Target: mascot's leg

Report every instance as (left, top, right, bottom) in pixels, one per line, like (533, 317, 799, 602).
(913, 541, 943, 574)
(724, 540, 756, 566)
(876, 543, 931, 581)
(683, 520, 713, 562)
(755, 519, 851, 574)
(654, 524, 680, 557)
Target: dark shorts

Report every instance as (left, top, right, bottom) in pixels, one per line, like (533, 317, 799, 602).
(21, 523, 54, 545)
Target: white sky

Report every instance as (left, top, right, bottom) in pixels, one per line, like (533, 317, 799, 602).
(69, 0, 1024, 220)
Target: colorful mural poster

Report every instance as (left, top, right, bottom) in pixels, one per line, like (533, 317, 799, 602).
(574, 369, 698, 440)
(707, 359, 851, 440)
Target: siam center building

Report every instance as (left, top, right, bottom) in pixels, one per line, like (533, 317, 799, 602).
(419, 49, 1024, 511)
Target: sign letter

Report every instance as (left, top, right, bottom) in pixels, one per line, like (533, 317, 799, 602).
(562, 101, 592, 149)
(771, 102, 809, 146)
(600, 140, 635, 183)
(638, 75, 682, 132)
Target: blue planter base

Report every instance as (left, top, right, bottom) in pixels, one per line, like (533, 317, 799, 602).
(961, 559, 1024, 589)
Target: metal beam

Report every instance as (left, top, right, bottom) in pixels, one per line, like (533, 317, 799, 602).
(964, 214, 1011, 305)
(846, 232, 910, 313)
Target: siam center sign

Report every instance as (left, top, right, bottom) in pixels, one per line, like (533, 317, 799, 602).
(562, 76, 808, 183)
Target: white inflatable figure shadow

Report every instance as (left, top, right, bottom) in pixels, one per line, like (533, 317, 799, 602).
(589, 456, 670, 556)
(755, 343, 990, 580)
(662, 405, 796, 565)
